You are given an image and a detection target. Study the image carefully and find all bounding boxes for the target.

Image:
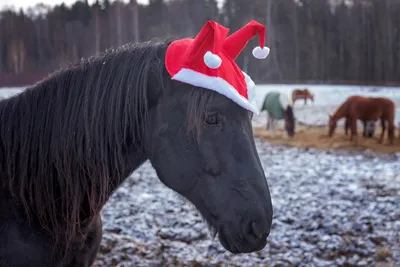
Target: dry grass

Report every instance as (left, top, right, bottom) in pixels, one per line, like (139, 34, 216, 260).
(375, 247, 393, 261)
(253, 124, 400, 154)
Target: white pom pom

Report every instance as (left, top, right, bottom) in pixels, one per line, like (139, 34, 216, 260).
(252, 46, 270, 59)
(204, 51, 222, 69)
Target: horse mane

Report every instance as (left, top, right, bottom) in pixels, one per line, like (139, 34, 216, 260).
(0, 38, 214, 251)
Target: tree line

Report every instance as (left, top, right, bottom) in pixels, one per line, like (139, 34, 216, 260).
(1, 0, 399, 84)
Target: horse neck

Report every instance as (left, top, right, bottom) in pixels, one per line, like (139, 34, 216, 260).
(332, 102, 348, 121)
(284, 105, 294, 121)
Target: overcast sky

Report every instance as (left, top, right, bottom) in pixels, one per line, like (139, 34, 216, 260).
(1, 0, 224, 10)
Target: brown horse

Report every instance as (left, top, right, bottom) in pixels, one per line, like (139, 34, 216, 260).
(292, 88, 314, 105)
(328, 95, 396, 145)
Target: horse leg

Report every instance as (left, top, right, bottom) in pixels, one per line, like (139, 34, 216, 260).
(350, 118, 358, 145)
(304, 98, 307, 105)
(398, 123, 400, 141)
(387, 119, 394, 145)
(379, 118, 386, 144)
(65, 215, 103, 267)
(362, 120, 367, 137)
(269, 116, 275, 136)
(266, 113, 271, 131)
(270, 118, 276, 136)
(283, 120, 289, 139)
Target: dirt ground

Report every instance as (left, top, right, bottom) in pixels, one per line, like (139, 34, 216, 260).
(253, 123, 400, 154)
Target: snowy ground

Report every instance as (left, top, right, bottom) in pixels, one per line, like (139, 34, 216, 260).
(94, 141, 400, 266)
(1, 85, 399, 266)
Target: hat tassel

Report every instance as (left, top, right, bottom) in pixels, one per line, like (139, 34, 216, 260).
(204, 51, 222, 69)
(252, 46, 270, 59)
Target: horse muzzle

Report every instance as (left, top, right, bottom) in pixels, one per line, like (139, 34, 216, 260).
(217, 219, 270, 254)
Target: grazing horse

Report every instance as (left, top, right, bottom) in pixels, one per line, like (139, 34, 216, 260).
(292, 88, 314, 105)
(0, 39, 273, 265)
(261, 91, 295, 137)
(328, 95, 395, 145)
(344, 119, 376, 138)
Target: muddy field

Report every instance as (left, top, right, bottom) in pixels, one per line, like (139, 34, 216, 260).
(93, 138, 400, 267)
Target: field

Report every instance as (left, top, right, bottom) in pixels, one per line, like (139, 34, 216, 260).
(251, 84, 400, 155)
(1, 85, 399, 266)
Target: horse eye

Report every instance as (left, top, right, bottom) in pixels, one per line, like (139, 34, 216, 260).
(205, 113, 218, 125)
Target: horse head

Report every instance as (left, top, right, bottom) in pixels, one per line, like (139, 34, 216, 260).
(283, 105, 295, 137)
(145, 82, 272, 253)
(144, 22, 273, 254)
(303, 88, 314, 101)
(328, 114, 337, 137)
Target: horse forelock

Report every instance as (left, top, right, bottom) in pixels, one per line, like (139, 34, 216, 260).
(0, 38, 182, 251)
(186, 88, 215, 139)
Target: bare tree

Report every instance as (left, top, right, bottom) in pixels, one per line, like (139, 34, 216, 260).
(130, 0, 140, 43)
(115, 0, 123, 46)
(93, 4, 101, 54)
(266, 0, 283, 80)
(7, 38, 26, 73)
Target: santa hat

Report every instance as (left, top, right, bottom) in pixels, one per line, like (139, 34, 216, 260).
(165, 20, 270, 114)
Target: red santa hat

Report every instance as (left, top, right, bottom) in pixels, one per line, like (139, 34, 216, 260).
(165, 20, 270, 114)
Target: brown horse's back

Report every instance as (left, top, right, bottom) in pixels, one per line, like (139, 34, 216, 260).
(293, 88, 309, 95)
(347, 96, 395, 121)
(292, 88, 313, 101)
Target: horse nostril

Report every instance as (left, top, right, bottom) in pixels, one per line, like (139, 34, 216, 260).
(250, 221, 269, 239)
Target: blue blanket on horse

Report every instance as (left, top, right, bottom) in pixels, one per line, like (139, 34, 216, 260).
(261, 92, 284, 120)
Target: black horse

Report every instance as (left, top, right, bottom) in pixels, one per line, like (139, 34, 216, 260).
(0, 39, 273, 266)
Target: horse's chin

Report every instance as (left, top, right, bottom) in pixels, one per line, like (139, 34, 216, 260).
(205, 219, 267, 254)
(217, 227, 267, 254)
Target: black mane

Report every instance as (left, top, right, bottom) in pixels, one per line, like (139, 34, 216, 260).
(0, 38, 189, 250)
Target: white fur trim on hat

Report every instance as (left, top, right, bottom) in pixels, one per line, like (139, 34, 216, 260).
(204, 51, 222, 69)
(172, 68, 259, 114)
(242, 71, 256, 104)
(252, 46, 270, 59)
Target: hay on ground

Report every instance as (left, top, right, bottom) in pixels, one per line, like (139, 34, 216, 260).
(253, 124, 400, 154)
